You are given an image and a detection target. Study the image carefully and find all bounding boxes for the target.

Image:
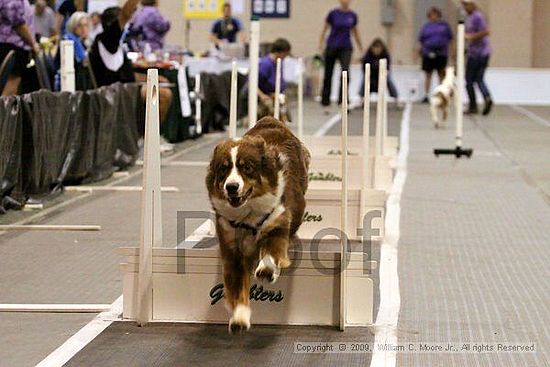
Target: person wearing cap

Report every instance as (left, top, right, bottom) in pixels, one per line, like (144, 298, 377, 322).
(462, 0, 493, 115)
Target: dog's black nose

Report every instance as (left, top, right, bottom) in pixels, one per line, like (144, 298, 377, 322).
(225, 182, 240, 196)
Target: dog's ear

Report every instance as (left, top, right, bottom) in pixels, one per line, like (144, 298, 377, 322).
(206, 141, 227, 190)
(261, 145, 281, 187)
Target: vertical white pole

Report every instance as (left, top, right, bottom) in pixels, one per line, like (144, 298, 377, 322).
(229, 61, 238, 139)
(248, 19, 260, 129)
(137, 69, 163, 326)
(340, 71, 348, 331)
(297, 57, 304, 139)
(274, 57, 282, 120)
(456, 23, 465, 148)
(60, 40, 75, 92)
(360, 64, 371, 229)
(382, 62, 388, 156)
(375, 59, 387, 157)
(195, 74, 202, 135)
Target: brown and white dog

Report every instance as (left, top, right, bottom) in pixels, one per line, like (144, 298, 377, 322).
(430, 66, 455, 128)
(206, 117, 310, 333)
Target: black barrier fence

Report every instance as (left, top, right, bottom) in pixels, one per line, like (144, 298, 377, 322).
(0, 82, 144, 212)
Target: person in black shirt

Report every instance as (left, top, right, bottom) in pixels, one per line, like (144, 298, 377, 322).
(89, 3, 136, 87)
(209, 2, 244, 46)
(89, 0, 172, 123)
(360, 38, 398, 100)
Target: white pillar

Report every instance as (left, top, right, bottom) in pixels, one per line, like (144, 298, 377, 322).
(137, 69, 163, 326)
(195, 74, 202, 135)
(297, 57, 304, 139)
(274, 57, 282, 120)
(229, 61, 238, 139)
(360, 63, 371, 226)
(60, 40, 75, 92)
(375, 59, 387, 157)
(248, 19, 260, 129)
(456, 23, 465, 148)
(340, 70, 348, 331)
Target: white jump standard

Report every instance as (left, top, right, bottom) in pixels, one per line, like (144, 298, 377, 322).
(434, 22, 474, 158)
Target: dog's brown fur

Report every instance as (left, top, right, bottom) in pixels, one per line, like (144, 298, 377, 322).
(206, 117, 310, 333)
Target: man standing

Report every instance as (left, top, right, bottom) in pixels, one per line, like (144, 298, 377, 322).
(209, 2, 244, 46)
(462, 0, 493, 115)
(33, 0, 56, 38)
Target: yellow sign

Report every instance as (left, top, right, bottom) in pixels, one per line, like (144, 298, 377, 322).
(184, 0, 224, 19)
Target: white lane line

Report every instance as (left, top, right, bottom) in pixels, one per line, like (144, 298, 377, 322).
(370, 103, 411, 367)
(35, 296, 123, 367)
(313, 112, 342, 137)
(34, 219, 213, 366)
(0, 304, 111, 313)
(511, 105, 550, 128)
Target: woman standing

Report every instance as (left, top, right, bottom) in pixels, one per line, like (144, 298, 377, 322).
(318, 0, 363, 111)
(417, 7, 453, 102)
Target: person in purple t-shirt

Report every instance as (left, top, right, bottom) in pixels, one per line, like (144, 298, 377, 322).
(318, 0, 363, 111)
(417, 7, 453, 102)
(257, 38, 291, 120)
(0, 0, 39, 95)
(462, 0, 493, 115)
(129, 0, 171, 51)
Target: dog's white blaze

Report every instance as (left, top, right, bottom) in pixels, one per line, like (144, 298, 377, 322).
(225, 146, 244, 195)
(255, 255, 280, 283)
(229, 304, 251, 330)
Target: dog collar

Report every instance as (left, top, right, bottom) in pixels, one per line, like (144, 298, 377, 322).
(228, 209, 274, 236)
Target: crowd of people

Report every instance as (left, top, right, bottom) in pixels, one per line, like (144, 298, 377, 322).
(0, 0, 493, 118)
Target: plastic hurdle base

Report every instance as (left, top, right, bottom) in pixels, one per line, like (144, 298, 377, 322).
(434, 146, 474, 159)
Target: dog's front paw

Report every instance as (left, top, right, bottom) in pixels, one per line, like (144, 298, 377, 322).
(255, 255, 280, 283)
(229, 304, 251, 334)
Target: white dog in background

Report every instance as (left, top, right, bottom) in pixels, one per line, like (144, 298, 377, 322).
(430, 66, 456, 128)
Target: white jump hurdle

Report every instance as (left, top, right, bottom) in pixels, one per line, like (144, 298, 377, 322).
(121, 69, 377, 329)
(195, 74, 202, 135)
(297, 57, 304, 139)
(274, 57, 282, 120)
(60, 40, 75, 92)
(298, 63, 392, 242)
(248, 19, 260, 129)
(229, 61, 238, 139)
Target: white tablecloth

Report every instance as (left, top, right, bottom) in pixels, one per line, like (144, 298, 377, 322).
(183, 56, 301, 83)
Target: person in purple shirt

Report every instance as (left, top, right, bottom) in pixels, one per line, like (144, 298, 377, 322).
(318, 0, 363, 111)
(257, 38, 291, 119)
(0, 0, 39, 96)
(417, 7, 453, 102)
(130, 0, 170, 51)
(462, 0, 493, 115)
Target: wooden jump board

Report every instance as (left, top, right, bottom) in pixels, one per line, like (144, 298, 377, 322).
(302, 136, 399, 157)
(300, 186, 387, 240)
(119, 237, 377, 327)
(308, 155, 394, 192)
